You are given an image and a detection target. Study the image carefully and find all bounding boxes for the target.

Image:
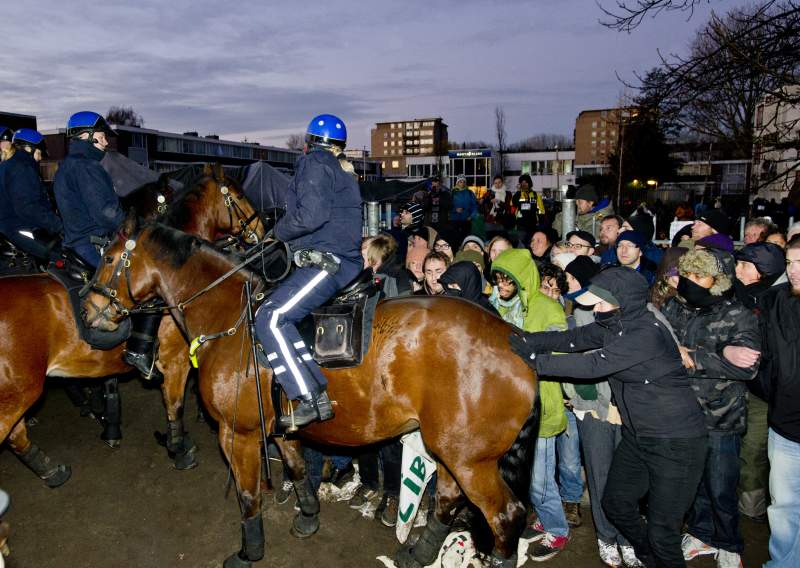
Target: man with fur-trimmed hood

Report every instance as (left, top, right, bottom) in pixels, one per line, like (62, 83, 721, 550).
(660, 248, 761, 568)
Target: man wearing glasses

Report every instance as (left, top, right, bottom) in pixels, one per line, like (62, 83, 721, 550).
(563, 230, 597, 258)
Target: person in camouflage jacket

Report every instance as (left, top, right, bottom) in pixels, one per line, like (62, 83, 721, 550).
(661, 248, 761, 566)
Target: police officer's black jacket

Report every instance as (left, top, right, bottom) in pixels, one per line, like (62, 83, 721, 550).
(53, 140, 124, 249)
(0, 150, 62, 236)
(521, 267, 706, 439)
(274, 148, 362, 264)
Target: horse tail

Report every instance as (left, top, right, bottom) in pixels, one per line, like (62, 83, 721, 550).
(498, 383, 540, 505)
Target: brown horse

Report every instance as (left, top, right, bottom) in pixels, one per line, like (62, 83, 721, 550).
(83, 219, 540, 568)
(0, 165, 266, 487)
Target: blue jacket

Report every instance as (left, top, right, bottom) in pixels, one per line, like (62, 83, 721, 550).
(53, 140, 124, 248)
(275, 148, 362, 263)
(450, 188, 478, 222)
(0, 150, 62, 236)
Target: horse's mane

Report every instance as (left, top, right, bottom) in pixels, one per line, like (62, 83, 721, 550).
(143, 223, 257, 283)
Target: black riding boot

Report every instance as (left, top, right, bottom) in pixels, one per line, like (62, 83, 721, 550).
(124, 312, 164, 382)
(278, 389, 333, 430)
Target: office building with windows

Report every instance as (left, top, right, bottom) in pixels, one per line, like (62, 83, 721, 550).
(43, 125, 301, 176)
(370, 118, 448, 177)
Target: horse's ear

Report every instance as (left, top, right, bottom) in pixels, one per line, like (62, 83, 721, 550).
(120, 208, 138, 239)
(202, 163, 213, 177)
(213, 163, 224, 181)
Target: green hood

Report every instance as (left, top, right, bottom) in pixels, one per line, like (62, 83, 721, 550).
(491, 249, 566, 333)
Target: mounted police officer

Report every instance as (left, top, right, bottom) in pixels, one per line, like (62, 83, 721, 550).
(54, 111, 163, 382)
(255, 114, 362, 429)
(0, 128, 63, 263)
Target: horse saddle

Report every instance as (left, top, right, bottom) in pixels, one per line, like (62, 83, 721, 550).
(46, 252, 132, 350)
(304, 268, 382, 369)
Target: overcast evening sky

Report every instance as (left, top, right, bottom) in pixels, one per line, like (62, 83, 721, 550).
(1, 0, 720, 150)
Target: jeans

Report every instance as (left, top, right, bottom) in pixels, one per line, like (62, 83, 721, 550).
(738, 395, 769, 518)
(602, 429, 707, 567)
(687, 431, 744, 553)
(765, 428, 800, 568)
(381, 441, 403, 496)
(575, 414, 629, 546)
(529, 436, 569, 537)
(557, 408, 584, 503)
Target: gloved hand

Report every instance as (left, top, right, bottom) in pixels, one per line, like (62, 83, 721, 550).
(509, 331, 538, 372)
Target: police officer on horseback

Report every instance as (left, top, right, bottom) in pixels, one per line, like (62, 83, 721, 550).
(255, 114, 363, 429)
(0, 126, 14, 161)
(54, 111, 163, 382)
(0, 128, 63, 263)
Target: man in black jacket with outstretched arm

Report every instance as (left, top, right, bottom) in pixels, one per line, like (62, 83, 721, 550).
(510, 267, 707, 568)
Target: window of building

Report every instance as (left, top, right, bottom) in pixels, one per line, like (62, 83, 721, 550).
(383, 132, 388, 139)
(600, 131, 606, 137)
(391, 160, 400, 168)
(591, 140, 597, 146)
(383, 141, 388, 147)
(423, 121, 434, 127)
(592, 121, 597, 128)
(592, 131, 597, 138)
(600, 140, 606, 145)
(390, 132, 395, 138)
(601, 120, 606, 128)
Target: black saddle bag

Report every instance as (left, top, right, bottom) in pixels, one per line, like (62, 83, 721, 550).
(311, 294, 369, 368)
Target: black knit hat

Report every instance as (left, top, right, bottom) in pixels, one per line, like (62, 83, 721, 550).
(575, 184, 598, 203)
(565, 256, 600, 288)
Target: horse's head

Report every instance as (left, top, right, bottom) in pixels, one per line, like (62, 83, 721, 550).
(197, 163, 265, 247)
(82, 212, 163, 331)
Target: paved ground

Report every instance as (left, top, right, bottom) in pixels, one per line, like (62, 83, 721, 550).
(0, 379, 770, 567)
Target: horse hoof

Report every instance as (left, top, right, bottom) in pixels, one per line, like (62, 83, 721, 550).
(393, 545, 424, 568)
(103, 438, 121, 449)
(222, 551, 252, 568)
(44, 464, 72, 488)
(173, 449, 198, 471)
(289, 513, 319, 539)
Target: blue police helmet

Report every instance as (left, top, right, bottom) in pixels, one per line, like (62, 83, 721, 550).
(67, 111, 116, 139)
(13, 128, 45, 147)
(305, 114, 347, 149)
(0, 126, 13, 142)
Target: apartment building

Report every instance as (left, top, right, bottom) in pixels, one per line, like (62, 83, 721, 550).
(370, 118, 448, 177)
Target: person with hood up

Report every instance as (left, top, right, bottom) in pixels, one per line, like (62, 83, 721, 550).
(438, 260, 496, 313)
(450, 174, 478, 241)
(509, 267, 708, 568)
(489, 249, 572, 562)
(661, 248, 761, 568)
(732, 243, 785, 524)
(553, 184, 614, 239)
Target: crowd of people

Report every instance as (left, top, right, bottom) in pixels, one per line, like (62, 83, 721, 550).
(3, 113, 798, 567)
(325, 174, 798, 568)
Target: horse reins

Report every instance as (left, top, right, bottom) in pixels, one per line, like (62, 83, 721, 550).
(86, 232, 276, 322)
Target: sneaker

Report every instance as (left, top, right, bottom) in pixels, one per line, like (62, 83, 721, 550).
(521, 519, 547, 542)
(681, 533, 718, 561)
(619, 545, 645, 568)
(380, 493, 399, 527)
(348, 485, 378, 509)
(563, 501, 582, 528)
(716, 549, 743, 568)
(529, 533, 569, 562)
(597, 539, 622, 567)
(274, 480, 293, 505)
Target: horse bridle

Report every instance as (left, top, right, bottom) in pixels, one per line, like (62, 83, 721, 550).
(83, 234, 141, 327)
(219, 185, 262, 246)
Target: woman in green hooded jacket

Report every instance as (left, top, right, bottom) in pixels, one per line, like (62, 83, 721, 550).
(489, 249, 571, 561)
